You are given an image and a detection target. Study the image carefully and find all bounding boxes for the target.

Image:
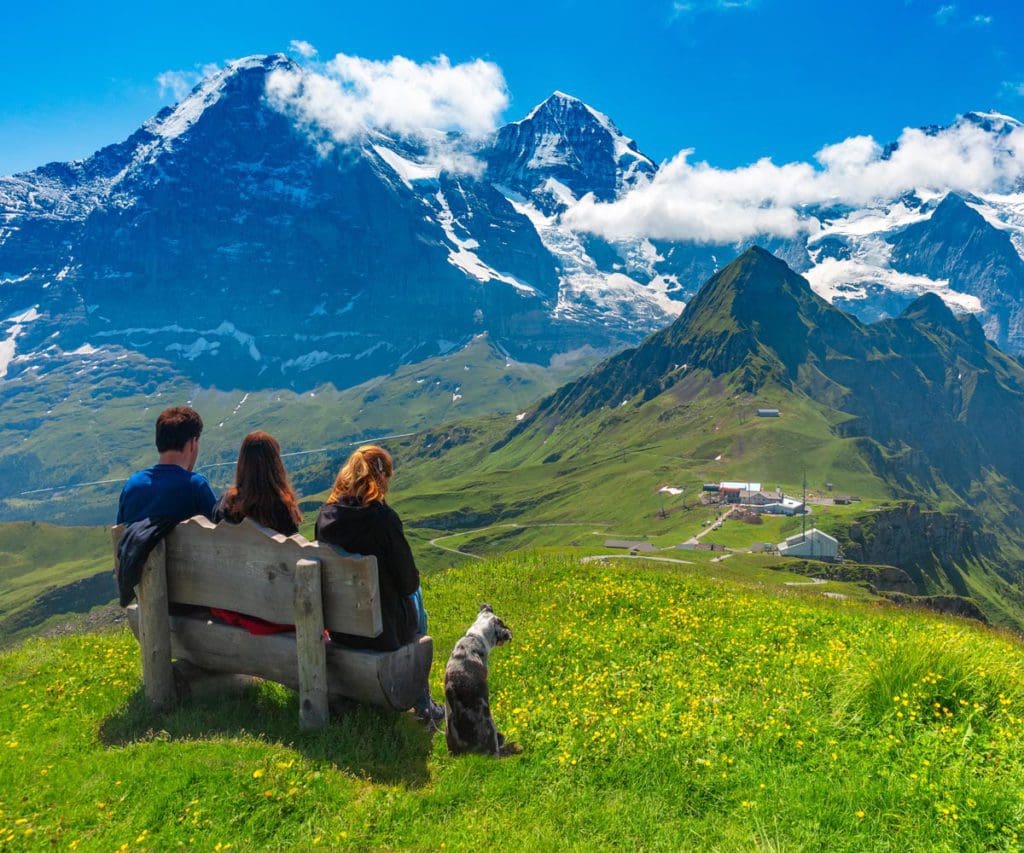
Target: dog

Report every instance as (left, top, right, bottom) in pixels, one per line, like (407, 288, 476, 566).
(444, 604, 520, 757)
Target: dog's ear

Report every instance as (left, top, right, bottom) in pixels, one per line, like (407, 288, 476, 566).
(479, 603, 493, 613)
(494, 619, 512, 645)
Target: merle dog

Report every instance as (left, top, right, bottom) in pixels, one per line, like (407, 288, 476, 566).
(444, 604, 520, 757)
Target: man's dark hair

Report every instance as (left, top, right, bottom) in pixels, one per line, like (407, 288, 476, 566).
(155, 406, 204, 452)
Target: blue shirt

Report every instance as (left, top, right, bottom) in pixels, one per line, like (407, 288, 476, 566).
(116, 464, 217, 525)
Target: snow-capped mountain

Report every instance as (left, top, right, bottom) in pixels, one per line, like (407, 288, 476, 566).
(483, 91, 656, 206)
(0, 55, 579, 390)
(3, 56, 1024, 395)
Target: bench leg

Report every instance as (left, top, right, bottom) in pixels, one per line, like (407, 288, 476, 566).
(294, 558, 329, 729)
(137, 540, 176, 712)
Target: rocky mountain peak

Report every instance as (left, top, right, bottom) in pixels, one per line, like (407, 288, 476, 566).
(900, 292, 964, 334)
(143, 53, 297, 143)
(678, 246, 823, 332)
(961, 110, 1023, 135)
(484, 90, 655, 203)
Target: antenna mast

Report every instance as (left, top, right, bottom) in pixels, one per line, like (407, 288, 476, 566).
(802, 468, 807, 543)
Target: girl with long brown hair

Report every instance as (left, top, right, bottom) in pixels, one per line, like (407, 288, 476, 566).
(315, 444, 443, 722)
(210, 430, 303, 634)
(213, 430, 303, 534)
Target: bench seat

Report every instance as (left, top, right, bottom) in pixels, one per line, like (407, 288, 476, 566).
(125, 605, 432, 710)
(114, 515, 432, 727)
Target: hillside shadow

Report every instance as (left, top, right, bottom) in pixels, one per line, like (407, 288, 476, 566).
(99, 680, 435, 788)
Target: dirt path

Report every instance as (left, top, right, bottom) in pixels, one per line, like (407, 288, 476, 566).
(684, 507, 734, 545)
(580, 554, 694, 566)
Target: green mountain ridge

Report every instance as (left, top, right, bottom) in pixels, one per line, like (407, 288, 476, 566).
(385, 247, 1024, 629)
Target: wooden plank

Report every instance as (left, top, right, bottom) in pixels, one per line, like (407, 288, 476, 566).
(125, 607, 433, 711)
(160, 517, 382, 637)
(111, 525, 123, 572)
(136, 540, 176, 712)
(294, 558, 328, 729)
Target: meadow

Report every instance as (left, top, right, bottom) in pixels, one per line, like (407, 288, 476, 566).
(2, 553, 1023, 850)
(0, 523, 112, 643)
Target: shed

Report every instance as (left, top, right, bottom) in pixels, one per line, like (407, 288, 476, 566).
(776, 528, 839, 560)
(759, 496, 806, 516)
(757, 408, 780, 417)
(604, 540, 657, 552)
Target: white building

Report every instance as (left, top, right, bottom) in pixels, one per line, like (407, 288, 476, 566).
(759, 496, 806, 516)
(720, 481, 761, 492)
(776, 528, 839, 560)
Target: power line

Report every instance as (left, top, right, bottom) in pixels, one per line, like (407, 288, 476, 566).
(14, 430, 421, 498)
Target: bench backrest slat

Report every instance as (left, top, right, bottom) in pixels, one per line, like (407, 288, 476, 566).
(115, 516, 383, 638)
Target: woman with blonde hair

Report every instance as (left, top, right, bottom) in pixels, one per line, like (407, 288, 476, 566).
(315, 444, 443, 722)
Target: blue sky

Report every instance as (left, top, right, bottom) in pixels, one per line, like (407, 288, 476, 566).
(2, 0, 1023, 176)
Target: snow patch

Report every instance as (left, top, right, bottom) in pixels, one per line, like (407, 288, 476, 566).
(166, 337, 220, 360)
(433, 189, 537, 294)
(282, 351, 337, 371)
(372, 145, 440, 189)
(805, 257, 983, 314)
(0, 306, 41, 379)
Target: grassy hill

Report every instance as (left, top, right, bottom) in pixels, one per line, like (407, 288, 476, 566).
(0, 334, 593, 525)
(0, 522, 112, 644)
(2, 554, 1024, 849)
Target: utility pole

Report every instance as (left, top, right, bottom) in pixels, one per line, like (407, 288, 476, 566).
(801, 467, 807, 544)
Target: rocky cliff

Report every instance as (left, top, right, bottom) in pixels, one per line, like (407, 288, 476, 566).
(830, 502, 986, 594)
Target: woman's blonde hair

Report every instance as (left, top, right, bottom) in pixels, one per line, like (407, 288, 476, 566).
(327, 445, 393, 505)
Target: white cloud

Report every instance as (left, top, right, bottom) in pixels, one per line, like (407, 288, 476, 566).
(156, 64, 221, 102)
(289, 39, 317, 59)
(672, 0, 756, 12)
(265, 52, 508, 175)
(1003, 81, 1024, 97)
(266, 53, 508, 142)
(973, 13, 993, 25)
(156, 70, 201, 102)
(564, 117, 1024, 243)
(934, 3, 956, 24)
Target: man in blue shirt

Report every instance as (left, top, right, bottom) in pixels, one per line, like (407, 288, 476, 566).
(117, 406, 218, 524)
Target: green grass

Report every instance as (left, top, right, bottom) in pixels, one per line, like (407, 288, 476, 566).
(0, 522, 111, 642)
(2, 554, 1024, 850)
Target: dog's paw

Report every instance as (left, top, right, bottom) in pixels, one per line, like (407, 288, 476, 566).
(498, 740, 523, 757)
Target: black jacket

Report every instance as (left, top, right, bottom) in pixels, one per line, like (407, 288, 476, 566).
(315, 499, 419, 651)
(115, 517, 179, 607)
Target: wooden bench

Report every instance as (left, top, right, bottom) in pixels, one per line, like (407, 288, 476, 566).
(112, 516, 433, 729)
